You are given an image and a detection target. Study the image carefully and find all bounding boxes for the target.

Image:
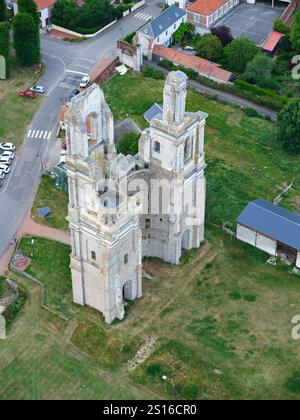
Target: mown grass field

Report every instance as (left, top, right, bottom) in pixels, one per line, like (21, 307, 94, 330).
(31, 175, 69, 230)
(1, 71, 300, 399)
(0, 60, 43, 150)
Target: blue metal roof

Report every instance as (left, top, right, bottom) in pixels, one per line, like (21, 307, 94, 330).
(237, 199, 300, 251)
(144, 103, 163, 122)
(139, 5, 186, 39)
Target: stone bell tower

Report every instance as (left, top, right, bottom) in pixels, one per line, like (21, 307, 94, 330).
(139, 71, 208, 264)
(65, 84, 142, 324)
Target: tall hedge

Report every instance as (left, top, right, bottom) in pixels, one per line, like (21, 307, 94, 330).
(0, 0, 6, 22)
(17, 0, 40, 28)
(13, 12, 40, 66)
(0, 22, 10, 77)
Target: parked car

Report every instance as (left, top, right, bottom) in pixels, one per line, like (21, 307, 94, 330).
(67, 89, 80, 102)
(1, 151, 14, 160)
(30, 85, 46, 94)
(0, 156, 11, 165)
(80, 76, 90, 88)
(0, 164, 10, 174)
(0, 170, 5, 180)
(18, 90, 36, 99)
(0, 142, 15, 151)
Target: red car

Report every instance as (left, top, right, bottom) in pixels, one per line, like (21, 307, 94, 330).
(18, 90, 36, 99)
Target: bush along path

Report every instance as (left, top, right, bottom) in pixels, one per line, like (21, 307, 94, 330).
(147, 62, 277, 121)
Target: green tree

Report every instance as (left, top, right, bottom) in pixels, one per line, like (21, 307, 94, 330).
(13, 12, 41, 66)
(173, 22, 195, 44)
(0, 22, 10, 76)
(277, 99, 300, 153)
(18, 0, 40, 27)
(116, 132, 140, 156)
(195, 34, 223, 62)
(0, 0, 6, 22)
(273, 19, 290, 35)
(243, 53, 275, 88)
(290, 10, 300, 52)
(224, 36, 260, 73)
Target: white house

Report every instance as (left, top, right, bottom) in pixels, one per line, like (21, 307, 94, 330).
(13, 0, 57, 28)
(135, 5, 187, 59)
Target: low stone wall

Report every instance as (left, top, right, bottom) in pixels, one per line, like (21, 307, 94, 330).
(90, 57, 119, 85)
(51, 20, 117, 38)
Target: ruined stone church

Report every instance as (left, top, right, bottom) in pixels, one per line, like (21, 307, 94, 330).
(65, 71, 207, 323)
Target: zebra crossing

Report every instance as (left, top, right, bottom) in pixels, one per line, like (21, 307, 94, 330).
(134, 12, 152, 21)
(27, 129, 52, 140)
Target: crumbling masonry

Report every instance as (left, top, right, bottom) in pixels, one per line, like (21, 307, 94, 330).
(65, 71, 207, 323)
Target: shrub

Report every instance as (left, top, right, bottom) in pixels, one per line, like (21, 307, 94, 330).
(2, 286, 27, 330)
(224, 36, 260, 73)
(124, 31, 136, 45)
(143, 66, 164, 80)
(116, 131, 140, 156)
(173, 22, 194, 44)
(273, 19, 290, 35)
(243, 108, 259, 118)
(195, 34, 223, 61)
(0, 21, 10, 76)
(0, 0, 6, 22)
(277, 99, 300, 153)
(290, 10, 300, 52)
(243, 53, 276, 88)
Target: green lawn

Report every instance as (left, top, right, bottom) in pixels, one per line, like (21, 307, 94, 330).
(31, 175, 69, 230)
(103, 72, 300, 225)
(2, 72, 300, 399)
(18, 237, 72, 313)
(0, 60, 43, 150)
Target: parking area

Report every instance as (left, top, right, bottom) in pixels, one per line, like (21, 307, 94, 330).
(220, 3, 285, 45)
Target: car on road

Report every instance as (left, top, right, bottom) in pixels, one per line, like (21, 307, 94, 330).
(0, 142, 15, 151)
(79, 76, 90, 89)
(30, 85, 46, 94)
(1, 151, 14, 160)
(0, 164, 10, 174)
(0, 170, 6, 180)
(67, 88, 80, 102)
(0, 156, 11, 165)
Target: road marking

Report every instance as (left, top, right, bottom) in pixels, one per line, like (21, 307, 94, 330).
(79, 58, 96, 63)
(66, 69, 88, 76)
(27, 129, 52, 140)
(134, 12, 152, 20)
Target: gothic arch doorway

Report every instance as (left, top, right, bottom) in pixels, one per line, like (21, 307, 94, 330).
(123, 279, 133, 301)
(181, 230, 190, 250)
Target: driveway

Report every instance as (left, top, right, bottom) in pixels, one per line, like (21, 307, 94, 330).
(0, 0, 162, 265)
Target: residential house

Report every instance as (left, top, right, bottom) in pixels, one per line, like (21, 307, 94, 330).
(13, 0, 57, 28)
(135, 5, 187, 59)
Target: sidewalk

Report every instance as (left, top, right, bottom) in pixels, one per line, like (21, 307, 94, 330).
(0, 213, 70, 276)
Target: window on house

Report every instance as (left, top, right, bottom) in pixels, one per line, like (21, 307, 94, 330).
(194, 14, 200, 23)
(154, 141, 161, 153)
(124, 254, 128, 264)
(165, 30, 168, 36)
(145, 219, 151, 229)
(91, 251, 96, 261)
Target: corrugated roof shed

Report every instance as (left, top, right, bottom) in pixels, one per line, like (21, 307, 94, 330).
(237, 199, 300, 251)
(140, 5, 186, 38)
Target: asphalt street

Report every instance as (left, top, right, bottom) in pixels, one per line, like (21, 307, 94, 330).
(0, 0, 162, 260)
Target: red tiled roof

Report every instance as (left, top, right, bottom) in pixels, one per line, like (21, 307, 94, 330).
(153, 45, 232, 83)
(13, 0, 57, 9)
(187, 0, 227, 16)
(262, 30, 282, 52)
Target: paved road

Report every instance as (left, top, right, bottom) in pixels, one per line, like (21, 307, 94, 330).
(0, 0, 162, 261)
(149, 62, 277, 121)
